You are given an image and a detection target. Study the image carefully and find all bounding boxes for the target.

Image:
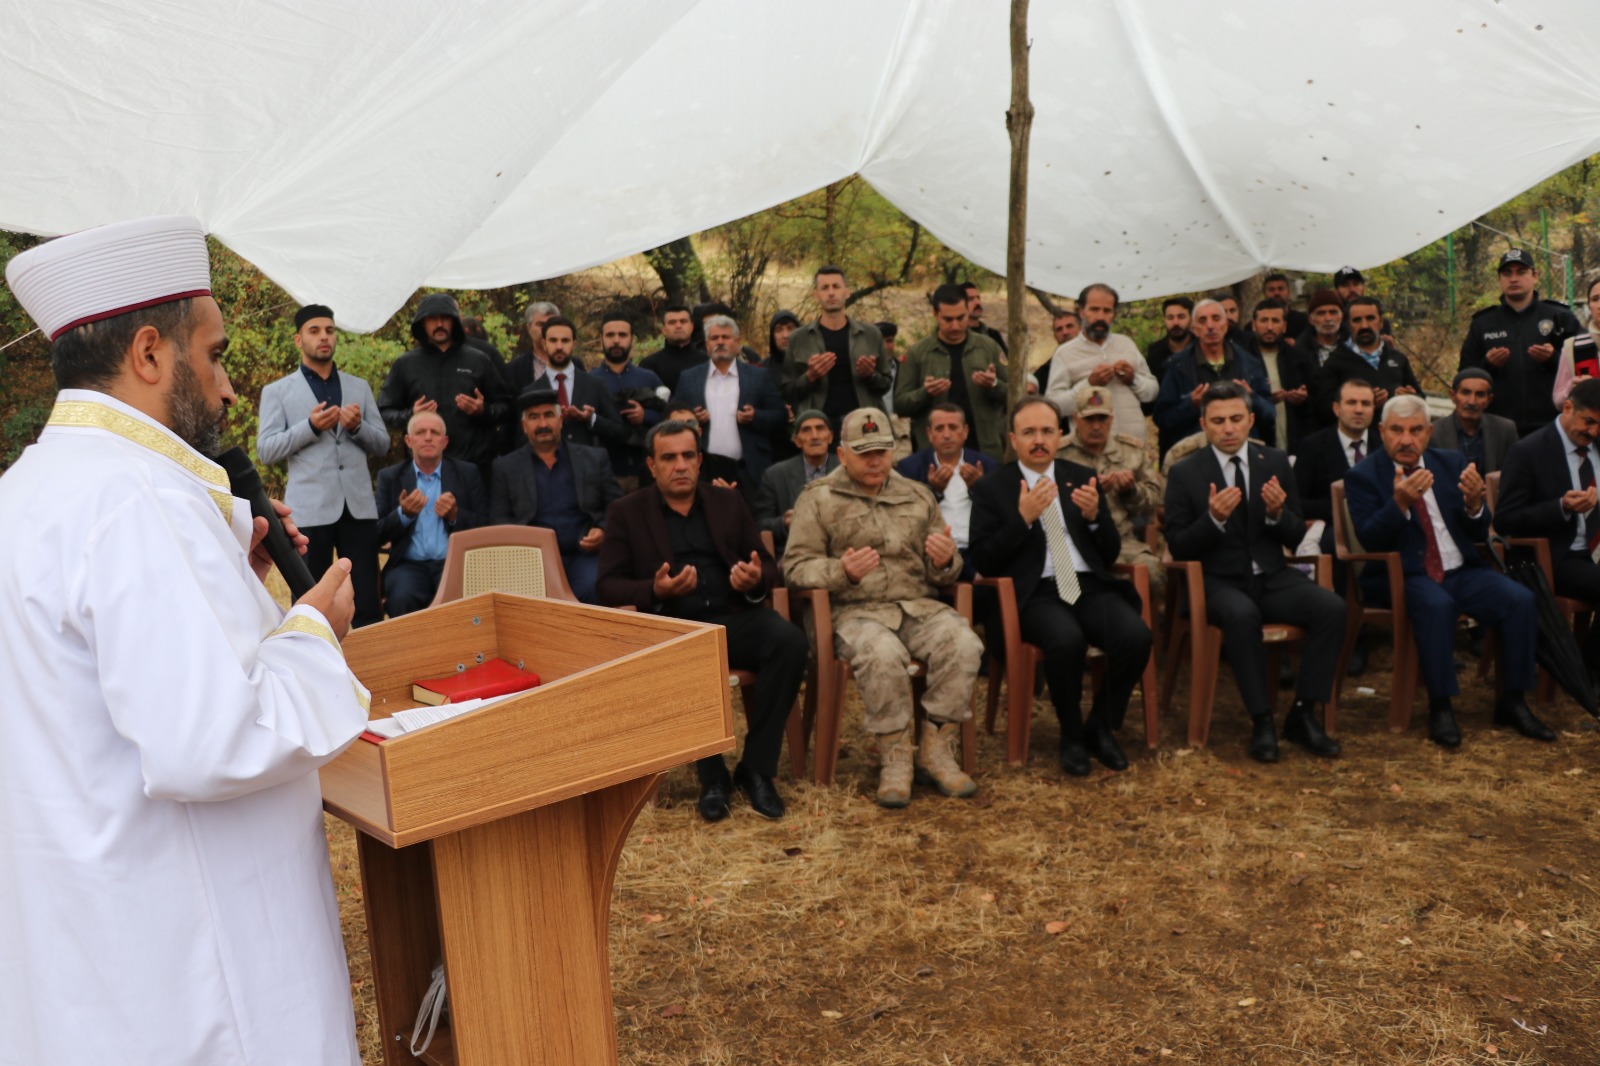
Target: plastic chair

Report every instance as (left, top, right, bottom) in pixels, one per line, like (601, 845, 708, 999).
(428, 524, 576, 605)
(977, 565, 1161, 767)
(794, 585, 978, 787)
(1159, 550, 1338, 748)
(1329, 481, 1416, 731)
(1486, 471, 1594, 706)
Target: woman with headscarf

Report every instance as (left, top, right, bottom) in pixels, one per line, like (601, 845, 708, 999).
(1552, 275, 1600, 405)
(767, 309, 802, 459)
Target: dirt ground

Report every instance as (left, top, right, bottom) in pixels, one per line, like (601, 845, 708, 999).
(330, 634, 1600, 1065)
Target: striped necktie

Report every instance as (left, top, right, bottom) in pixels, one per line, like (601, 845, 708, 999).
(1038, 486, 1082, 604)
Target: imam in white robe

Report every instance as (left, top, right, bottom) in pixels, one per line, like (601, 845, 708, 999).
(0, 391, 371, 1066)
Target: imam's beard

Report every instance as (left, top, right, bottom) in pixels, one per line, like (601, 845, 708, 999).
(168, 355, 224, 456)
(1085, 320, 1111, 342)
(1355, 328, 1378, 347)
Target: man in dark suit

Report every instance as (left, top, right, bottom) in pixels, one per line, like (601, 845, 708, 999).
(672, 315, 787, 489)
(375, 411, 487, 615)
(597, 420, 807, 822)
(1164, 382, 1346, 762)
(1292, 377, 1381, 673)
(1344, 394, 1547, 747)
(1491, 377, 1600, 677)
(1430, 369, 1519, 476)
(895, 403, 999, 580)
(489, 388, 622, 603)
(968, 397, 1152, 775)
(755, 409, 837, 557)
(1293, 378, 1381, 541)
(530, 316, 628, 464)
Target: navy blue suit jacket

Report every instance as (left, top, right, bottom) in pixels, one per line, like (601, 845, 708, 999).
(1493, 422, 1589, 557)
(1343, 446, 1489, 580)
(895, 448, 999, 498)
(375, 456, 487, 575)
(672, 361, 786, 483)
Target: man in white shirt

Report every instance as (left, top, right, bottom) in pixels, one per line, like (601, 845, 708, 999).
(1045, 282, 1159, 440)
(894, 404, 999, 579)
(0, 216, 369, 1065)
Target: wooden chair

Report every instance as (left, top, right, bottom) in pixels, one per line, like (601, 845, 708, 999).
(1486, 471, 1595, 705)
(795, 585, 978, 787)
(428, 524, 576, 605)
(1329, 482, 1417, 731)
(978, 565, 1160, 767)
(1159, 551, 1338, 748)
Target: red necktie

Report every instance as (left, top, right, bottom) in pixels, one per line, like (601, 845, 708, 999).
(1351, 439, 1363, 464)
(555, 372, 570, 407)
(1406, 464, 1446, 582)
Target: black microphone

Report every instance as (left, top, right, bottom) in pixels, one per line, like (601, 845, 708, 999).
(214, 446, 317, 601)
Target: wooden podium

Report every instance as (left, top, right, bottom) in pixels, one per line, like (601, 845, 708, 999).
(320, 593, 734, 1065)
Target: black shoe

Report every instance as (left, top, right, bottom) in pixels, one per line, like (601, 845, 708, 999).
(1428, 699, 1462, 748)
(1282, 701, 1342, 758)
(733, 762, 786, 819)
(1346, 641, 1368, 678)
(1248, 716, 1280, 763)
(696, 779, 731, 822)
(1087, 719, 1129, 771)
(1493, 699, 1557, 743)
(1058, 741, 1091, 777)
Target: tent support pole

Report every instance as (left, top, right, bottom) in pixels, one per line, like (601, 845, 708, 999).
(1004, 0, 1034, 424)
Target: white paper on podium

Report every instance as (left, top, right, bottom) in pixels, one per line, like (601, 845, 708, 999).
(367, 693, 520, 738)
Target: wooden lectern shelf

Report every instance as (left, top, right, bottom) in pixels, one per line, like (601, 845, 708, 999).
(322, 593, 735, 1066)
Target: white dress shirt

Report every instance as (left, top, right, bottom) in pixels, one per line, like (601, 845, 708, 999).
(705, 360, 742, 461)
(1555, 420, 1597, 552)
(1019, 461, 1091, 577)
(1208, 445, 1279, 572)
(935, 454, 972, 548)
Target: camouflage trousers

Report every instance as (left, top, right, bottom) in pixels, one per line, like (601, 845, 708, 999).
(833, 605, 983, 734)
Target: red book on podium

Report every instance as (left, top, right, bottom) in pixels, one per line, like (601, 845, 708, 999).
(412, 658, 540, 706)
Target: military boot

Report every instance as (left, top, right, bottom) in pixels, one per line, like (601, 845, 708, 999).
(875, 722, 916, 808)
(916, 719, 978, 798)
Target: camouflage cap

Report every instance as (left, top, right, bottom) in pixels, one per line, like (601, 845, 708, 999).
(1074, 383, 1114, 416)
(840, 407, 895, 453)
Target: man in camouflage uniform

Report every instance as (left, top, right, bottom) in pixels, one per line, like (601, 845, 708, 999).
(1059, 384, 1165, 600)
(783, 407, 983, 808)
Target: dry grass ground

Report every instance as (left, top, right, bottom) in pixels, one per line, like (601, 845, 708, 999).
(327, 635, 1600, 1065)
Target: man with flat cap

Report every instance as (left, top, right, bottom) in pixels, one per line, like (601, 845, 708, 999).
(257, 304, 392, 627)
(754, 408, 838, 557)
(0, 217, 370, 1064)
(1430, 368, 1519, 476)
(490, 386, 623, 603)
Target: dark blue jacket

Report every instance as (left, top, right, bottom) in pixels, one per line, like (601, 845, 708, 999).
(672, 361, 786, 482)
(1154, 342, 1275, 444)
(1344, 447, 1489, 585)
(895, 448, 999, 500)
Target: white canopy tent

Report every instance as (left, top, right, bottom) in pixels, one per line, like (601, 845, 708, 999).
(5, 0, 1600, 331)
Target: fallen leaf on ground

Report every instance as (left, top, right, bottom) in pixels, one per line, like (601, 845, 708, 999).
(1501, 993, 1524, 1003)
(1192, 796, 1207, 807)
(1513, 919, 1529, 931)
(1237, 997, 1257, 1007)
(1174, 749, 1193, 758)
(1553, 953, 1564, 963)
(1396, 936, 1413, 946)
(980, 892, 995, 902)
(914, 966, 934, 977)
(1541, 929, 1555, 938)
(782, 846, 803, 858)
(820, 1009, 843, 1019)
(1349, 949, 1364, 959)
(1289, 875, 1307, 887)
(1044, 920, 1069, 934)
(1171, 927, 1187, 936)
(642, 913, 665, 923)
(660, 1004, 684, 1018)
(1564, 768, 1584, 776)
(1485, 1044, 1499, 1055)
(1389, 783, 1403, 794)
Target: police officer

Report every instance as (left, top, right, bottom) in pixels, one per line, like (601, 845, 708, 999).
(1459, 249, 1582, 439)
(1059, 384, 1165, 599)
